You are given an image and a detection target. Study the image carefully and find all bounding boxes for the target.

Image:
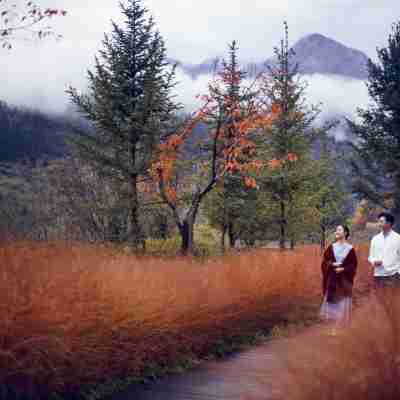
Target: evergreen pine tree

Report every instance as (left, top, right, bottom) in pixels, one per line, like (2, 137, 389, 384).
(348, 21, 400, 224)
(314, 135, 347, 251)
(259, 23, 321, 249)
(68, 0, 177, 248)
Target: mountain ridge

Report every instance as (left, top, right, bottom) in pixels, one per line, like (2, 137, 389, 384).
(170, 33, 369, 80)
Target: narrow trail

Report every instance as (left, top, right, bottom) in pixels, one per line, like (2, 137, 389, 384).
(110, 336, 292, 400)
(109, 293, 371, 399)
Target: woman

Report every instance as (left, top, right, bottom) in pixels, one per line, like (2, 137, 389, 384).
(320, 225, 358, 328)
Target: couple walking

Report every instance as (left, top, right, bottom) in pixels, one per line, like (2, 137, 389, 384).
(320, 212, 400, 327)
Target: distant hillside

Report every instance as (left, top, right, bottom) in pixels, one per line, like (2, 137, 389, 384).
(0, 101, 73, 163)
(171, 33, 369, 80)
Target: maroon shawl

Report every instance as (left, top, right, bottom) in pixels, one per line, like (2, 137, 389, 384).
(321, 244, 358, 303)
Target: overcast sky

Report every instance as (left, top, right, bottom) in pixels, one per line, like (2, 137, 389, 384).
(0, 0, 398, 113)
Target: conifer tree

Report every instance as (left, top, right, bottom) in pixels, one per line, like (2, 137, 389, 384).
(68, 0, 177, 248)
(259, 23, 321, 249)
(314, 135, 347, 251)
(348, 21, 400, 224)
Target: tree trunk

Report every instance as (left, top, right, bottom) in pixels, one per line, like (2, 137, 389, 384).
(220, 223, 227, 254)
(127, 173, 144, 249)
(279, 200, 286, 250)
(180, 217, 195, 256)
(159, 221, 168, 240)
(179, 200, 201, 256)
(392, 176, 400, 232)
(228, 221, 236, 248)
(320, 224, 326, 254)
(290, 235, 295, 250)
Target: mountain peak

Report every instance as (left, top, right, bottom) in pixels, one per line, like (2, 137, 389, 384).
(289, 33, 369, 79)
(174, 33, 369, 81)
(299, 33, 333, 43)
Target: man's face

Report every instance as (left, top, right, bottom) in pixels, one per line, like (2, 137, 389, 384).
(378, 216, 391, 232)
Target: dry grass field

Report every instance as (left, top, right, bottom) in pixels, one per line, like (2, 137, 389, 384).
(252, 288, 400, 400)
(0, 241, 372, 398)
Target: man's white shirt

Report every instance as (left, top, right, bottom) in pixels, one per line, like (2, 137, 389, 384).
(368, 230, 400, 277)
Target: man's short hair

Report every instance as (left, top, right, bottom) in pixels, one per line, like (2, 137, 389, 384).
(378, 212, 395, 226)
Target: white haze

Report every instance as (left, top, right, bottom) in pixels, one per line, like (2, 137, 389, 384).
(0, 36, 369, 136)
(174, 70, 370, 139)
(0, 0, 383, 130)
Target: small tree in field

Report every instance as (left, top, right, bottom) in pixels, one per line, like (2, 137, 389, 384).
(0, 0, 67, 49)
(152, 41, 277, 255)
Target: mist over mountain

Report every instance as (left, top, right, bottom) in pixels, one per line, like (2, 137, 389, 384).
(0, 102, 70, 164)
(0, 32, 371, 165)
(172, 33, 369, 80)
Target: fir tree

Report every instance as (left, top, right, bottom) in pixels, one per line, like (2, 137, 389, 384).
(68, 0, 177, 248)
(348, 21, 400, 223)
(259, 23, 321, 249)
(314, 135, 347, 251)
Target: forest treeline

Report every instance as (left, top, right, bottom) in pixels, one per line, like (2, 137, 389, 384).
(1, 1, 399, 256)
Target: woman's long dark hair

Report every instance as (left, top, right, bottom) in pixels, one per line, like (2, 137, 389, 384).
(337, 225, 350, 240)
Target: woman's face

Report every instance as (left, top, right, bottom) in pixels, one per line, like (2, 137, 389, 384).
(335, 226, 346, 241)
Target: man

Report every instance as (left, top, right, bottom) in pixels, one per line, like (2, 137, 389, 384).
(368, 212, 400, 288)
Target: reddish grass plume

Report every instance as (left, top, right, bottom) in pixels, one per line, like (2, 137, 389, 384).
(0, 241, 371, 398)
(250, 288, 400, 400)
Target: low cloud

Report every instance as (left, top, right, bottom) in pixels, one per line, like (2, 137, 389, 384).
(0, 0, 386, 120)
(174, 70, 369, 139)
(0, 62, 369, 141)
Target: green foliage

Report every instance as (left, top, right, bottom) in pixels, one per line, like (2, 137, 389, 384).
(203, 180, 279, 247)
(0, 101, 67, 163)
(312, 138, 348, 247)
(257, 24, 327, 247)
(67, 0, 178, 247)
(199, 41, 263, 249)
(145, 235, 181, 256)
(194, 224, 220, 256)
(348, 20, 400, 220)
(145, 224, 220, 257)
(202, 25, 349, 249)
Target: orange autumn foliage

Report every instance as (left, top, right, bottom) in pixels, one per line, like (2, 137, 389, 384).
(287, 152, 299, 162)
(267, 152, 299, 171)
(268, 158, 284, 170)
(151, 67, 280, 202)
(244, 176, 258, 189)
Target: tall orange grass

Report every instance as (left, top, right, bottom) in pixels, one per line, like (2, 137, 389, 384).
(253, 288, 400, 400)
(0, 241, 371, 398)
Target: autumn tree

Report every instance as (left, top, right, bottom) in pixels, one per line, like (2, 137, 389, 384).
(153, 41, 275, 255)
(0, 0, 67, 49)
(68, 0, 177, 249)
(201, 42, 263, 252)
